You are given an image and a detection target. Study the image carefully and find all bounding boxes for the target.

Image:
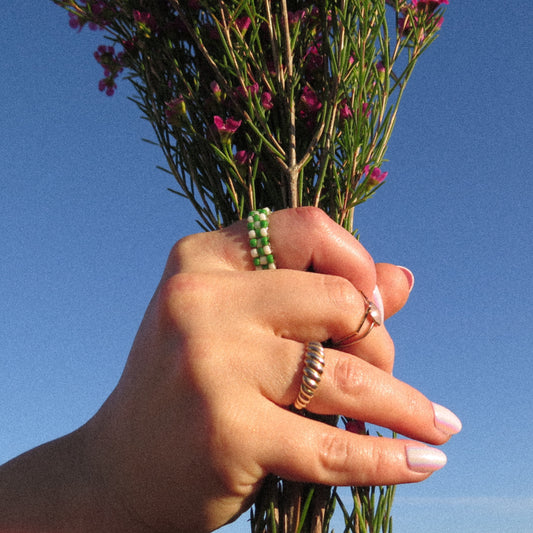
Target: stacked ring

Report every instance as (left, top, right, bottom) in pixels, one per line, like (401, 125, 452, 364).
(294, 341, 325, 410)
(332, 291, 382, 347)
(247, 208, 276, 270)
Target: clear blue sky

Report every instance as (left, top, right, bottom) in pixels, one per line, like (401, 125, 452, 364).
(2, 2, 532, 532)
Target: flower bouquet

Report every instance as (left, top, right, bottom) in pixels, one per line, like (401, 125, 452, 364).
(53, 0, 449, 530)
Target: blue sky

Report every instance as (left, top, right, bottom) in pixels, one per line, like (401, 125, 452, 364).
(2, 2, 532, 532)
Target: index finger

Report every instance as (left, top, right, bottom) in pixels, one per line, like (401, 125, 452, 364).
(167, 207, 377, 298)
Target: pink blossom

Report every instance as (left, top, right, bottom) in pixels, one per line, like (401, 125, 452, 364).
(339, 100, 353, 121)
(412, 0, 449, 12)
(300, 86, 322, 114)
(121, 37, 138, 52)
(345, 419, 366, 435)
(235, 16, 251, 33)
(165, 96, 187, 125)
(234, 82, 259, 99)
(98, 77, 116, 96)
(94, 45, 124, 96)
(214, 116, 242, 136)
(68, 12, 84, 31)
(364, 165, 388, 185)
(210, 80, 223, 103)
(261, 91, 274, 110)
(68, 0, 108, 31)
(133, 10, 157, 30)
(304, 45, 324, 74)
(288, 10, 306, 25)
(234, 150, 254, 166)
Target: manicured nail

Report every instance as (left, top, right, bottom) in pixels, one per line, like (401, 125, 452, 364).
(397, 266, 415, 293)
(406, 446, 447, 473)
(433, 403, 463, 435)
(372, 285, 385, 324)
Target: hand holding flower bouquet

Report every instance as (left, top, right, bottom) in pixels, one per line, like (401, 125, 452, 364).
(54, 0, 449, 531)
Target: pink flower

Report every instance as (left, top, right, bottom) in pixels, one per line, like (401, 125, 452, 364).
(345, 419, 366, 435)
(288, 10, 306, 25)
(214, 116, 242, 142)
(261, 91, 274, 110)
(234, 82, 259, 99)
(68, 12, 84, 31)
(165, 96, 187, 126)
(94, 45, 124, 96)
(304, 45, 324, 74)
(339, 99, 353, 121)
(234, 150, 254, 166)
(214, 116, 241, 134)
(235, 16, 251, 33)
(133, 10, 157, 30)
(364, 165, 388, 185)
(412, 0, 448, 12)
(210, 80, 223, 103)
(300, 86, 322, 114)
(98, 77, 116, 96)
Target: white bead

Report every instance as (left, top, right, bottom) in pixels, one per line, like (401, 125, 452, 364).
(248, 230, 257, 238)
(259, 228, 268, 237)
(250, 248, 259, 258)
(259, 256, 267, 265)
(263, 245, 272, 255)
(268, 263, 276, 269)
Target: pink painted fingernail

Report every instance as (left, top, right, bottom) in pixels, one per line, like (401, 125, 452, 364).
(406, 446, 447, 473)
(432, 403, 463, 435)
(372, 285, 384, 323)
(397, 266, 415, 293)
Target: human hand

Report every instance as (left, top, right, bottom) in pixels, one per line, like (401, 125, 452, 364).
(81, 207, 461, 532)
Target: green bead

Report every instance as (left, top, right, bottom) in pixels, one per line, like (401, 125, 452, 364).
(249, 238, 257, 247)
(266, 254, 275, 264)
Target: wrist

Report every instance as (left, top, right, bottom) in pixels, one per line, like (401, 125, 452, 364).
(0, 420, 138, 532)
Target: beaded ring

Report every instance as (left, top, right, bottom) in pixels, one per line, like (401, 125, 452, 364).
(247, 208, 276, 270)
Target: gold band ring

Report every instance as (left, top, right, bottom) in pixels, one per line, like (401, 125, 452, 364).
(294, 341, 325, 411)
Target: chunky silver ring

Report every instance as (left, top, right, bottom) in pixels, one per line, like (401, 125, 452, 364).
(294, 341, 325, 410)
(332, 291, 382, 348)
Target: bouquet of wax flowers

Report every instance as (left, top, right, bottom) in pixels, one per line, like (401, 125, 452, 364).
(54, 0, 449, 530)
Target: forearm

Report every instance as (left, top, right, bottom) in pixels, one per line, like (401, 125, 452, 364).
(0, 426, 126, 532)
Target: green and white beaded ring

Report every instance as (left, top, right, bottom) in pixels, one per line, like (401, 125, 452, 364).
(247, 208, 276, 270)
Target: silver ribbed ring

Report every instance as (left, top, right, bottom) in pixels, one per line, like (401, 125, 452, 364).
(294, 341, 325, 410)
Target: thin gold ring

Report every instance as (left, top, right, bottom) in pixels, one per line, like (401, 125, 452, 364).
(332, 292, 382, 348)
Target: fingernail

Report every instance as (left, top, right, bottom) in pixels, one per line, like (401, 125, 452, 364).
(372, 285, 385, 323)
(397, 266, 415, 293)
(406, 446, 447, 473)
(433, 403, 463, 435)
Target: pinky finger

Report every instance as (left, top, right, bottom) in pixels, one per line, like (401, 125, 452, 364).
(258, 408, 447, 487)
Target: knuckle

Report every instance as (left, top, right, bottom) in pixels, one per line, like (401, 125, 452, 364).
(317, 430, 353, 475)
(330, 356, 366, 398)
(166, 233, 207, 272)
(156, 271, 213, 331)
(293, 206, 330, 228)
(322, 275, 360, 316)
